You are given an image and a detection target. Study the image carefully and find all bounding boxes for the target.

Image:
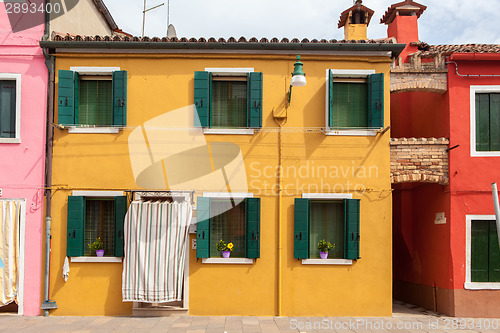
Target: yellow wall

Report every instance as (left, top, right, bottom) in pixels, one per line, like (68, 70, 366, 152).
(50, 52, 392, 316)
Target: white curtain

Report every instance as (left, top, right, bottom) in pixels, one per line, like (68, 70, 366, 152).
(122, 201, 192, 303)
(0, 200, 20, 306)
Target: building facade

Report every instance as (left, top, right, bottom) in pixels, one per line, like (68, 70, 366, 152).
(387, 1, 500, 318)
(41, 14, 403, 315)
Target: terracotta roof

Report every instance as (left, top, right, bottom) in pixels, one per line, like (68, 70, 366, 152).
(51, 33, 396, 44)
(380, 0, 427, 25)
(415, 43, 500, 57)
(338, 1, 375, 29)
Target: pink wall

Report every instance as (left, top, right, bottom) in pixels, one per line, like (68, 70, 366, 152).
(447, 58, 500, 289)
(0, 5, 47, 316)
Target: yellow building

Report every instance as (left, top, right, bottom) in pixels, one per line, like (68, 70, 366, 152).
(41, 12, 403, 316)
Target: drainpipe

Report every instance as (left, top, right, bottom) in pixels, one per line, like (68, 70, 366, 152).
(492, 183, 500, 250)
(40, 0, 57, 316)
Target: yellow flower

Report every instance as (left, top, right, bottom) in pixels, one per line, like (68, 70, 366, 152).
(227, 243, 234, 250)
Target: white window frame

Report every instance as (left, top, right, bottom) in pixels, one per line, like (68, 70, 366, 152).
(202, 68, 255, 135)
(67, 67, 121, 134)
(324, 69, 377, 137)
(300, 193, 354, 265)
(470, 86, 500, 157)
(465, 214, 500, 290)
(0, 73, 21, 143)
(201, 192, 254, 264)
(70, 190, 124, 262)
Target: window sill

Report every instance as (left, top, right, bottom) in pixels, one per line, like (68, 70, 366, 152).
(70, 257, 123, 263)
(201, 258, 254, 264)
(203, 129, 255, 135)
(464, 282, 500, 290)
(301, 259, 353, 265)
(471, 151, 500, 157)
(324, 129, 377, 137)
(68, 127, 120, 134)
(0, 138, 20, 143)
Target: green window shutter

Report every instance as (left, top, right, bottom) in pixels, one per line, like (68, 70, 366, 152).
(328, 70, 334, 127)
(58, 70, 77, 126)
(471, 220, 489, 282)
(112, 70, 127, 126)
(196, 197, 210, 258)
(114, 196, 127, 257)
(368, 73, 384, 128)
(247, 72, 263, 128)
(245, 198, 261, 259)
(67, 196, 85, 257)
(344, 199, 360, 260)
(294, 198, 310, 259)
(476, 94, 490, 151)
(194, 71, 211, 127)
(488, 221, 500, 282)
(489, 94, 500, 151)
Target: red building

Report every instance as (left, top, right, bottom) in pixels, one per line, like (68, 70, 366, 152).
(386, 1, 500, 317)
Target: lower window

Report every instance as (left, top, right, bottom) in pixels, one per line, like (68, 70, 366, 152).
(471, 220, 500, 282)
(67, 195, 127, 257)
(196, 197, 260, 259)
(294, 198, 360, 260)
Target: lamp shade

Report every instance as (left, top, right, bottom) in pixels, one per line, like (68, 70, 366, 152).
(290, 75, 307, 87)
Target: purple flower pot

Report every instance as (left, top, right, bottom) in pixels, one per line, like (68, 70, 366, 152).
(320, 251, 328, 259)
(222, 251, 231, 258)
(96, 250, 105, 257)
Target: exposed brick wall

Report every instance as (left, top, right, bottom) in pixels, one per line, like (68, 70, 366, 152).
(391, 138, 449, 185)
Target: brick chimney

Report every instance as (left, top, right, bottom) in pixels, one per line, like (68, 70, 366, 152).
(380, 0, 427, 63)
(338, 0, 374, 40)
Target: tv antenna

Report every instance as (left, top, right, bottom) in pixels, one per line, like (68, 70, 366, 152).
(142, 0, 165, 37)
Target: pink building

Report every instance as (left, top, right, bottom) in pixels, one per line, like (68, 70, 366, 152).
(0, 3, 47, 316)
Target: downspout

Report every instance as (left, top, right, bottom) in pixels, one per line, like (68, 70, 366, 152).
(492, 183, 500, 250)
(41, 0, 57, 316)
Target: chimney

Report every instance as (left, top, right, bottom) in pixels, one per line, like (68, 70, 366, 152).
(380, 0, 427, 62)
(338, 0, 374, 40)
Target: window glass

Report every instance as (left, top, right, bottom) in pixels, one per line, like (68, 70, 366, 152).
(212, 81, 247, 128)
(332, 82, 367, 128)
(210, 199, 246, 257)
(309, 201, 344, 259)
(85, 198, 115, 256)
(0, 80, 16, 138)
(79, 79, 113, 126)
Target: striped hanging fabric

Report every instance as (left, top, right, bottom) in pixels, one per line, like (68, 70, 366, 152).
(0, 200, 20, 306)
(122, 201, 192, 303)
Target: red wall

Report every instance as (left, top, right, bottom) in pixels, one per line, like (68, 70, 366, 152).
(447, 59, 500, 289)
(387, 15, 419, 63)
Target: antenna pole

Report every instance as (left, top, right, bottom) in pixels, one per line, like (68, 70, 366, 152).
(142, 0, 147, 37)
(167, 0, 170, 28)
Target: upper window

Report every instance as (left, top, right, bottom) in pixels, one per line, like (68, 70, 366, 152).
(475, 93, 500, 152)
(0, 74, 21, 143)
(294, 197, 360, 260)
(471, 220, 500, 283)
(57, 69, 127, 128)
(470, 86, 500, 157)
(67, 193, 127, 257)
(194, 69, 263, 129)
(326, 69, 384, 133)
(196, 196, 260, 259)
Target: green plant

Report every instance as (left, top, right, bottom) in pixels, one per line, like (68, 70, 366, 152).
(88, 237, 104, 251)
(215, 239, 234, 252)
(317, 239, 335, 253)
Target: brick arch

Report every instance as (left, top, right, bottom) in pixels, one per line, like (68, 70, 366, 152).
(390, 72, 448, 94)
(391, 138, 449, 186)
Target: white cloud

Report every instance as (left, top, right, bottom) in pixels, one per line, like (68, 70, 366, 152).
(104, 0, 500, 45)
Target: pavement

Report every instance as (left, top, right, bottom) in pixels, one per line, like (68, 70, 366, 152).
(0, 301, 499, 333)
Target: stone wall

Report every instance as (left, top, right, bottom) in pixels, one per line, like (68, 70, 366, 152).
(391, 138, 449, 185)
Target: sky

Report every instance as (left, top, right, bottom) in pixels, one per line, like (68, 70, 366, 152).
(104, 0, 500, 45)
